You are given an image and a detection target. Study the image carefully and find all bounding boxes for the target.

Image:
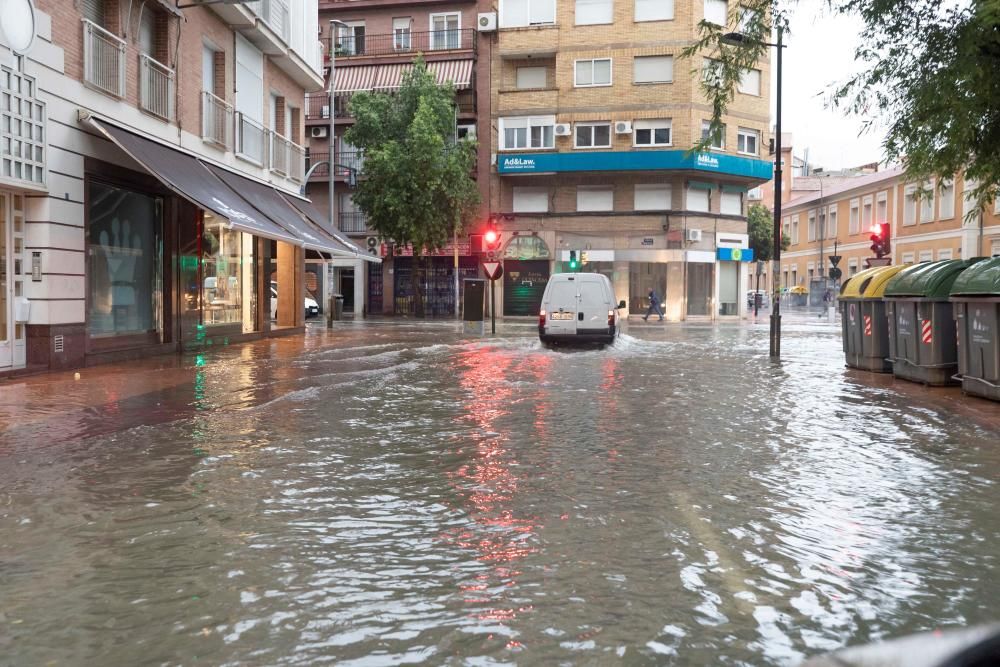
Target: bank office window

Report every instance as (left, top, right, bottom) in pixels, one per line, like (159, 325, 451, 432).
(575, 58, 612, 87)
(87, 180, 163, 338)
(512, 187, 549, 213)
(737, 127, 759, 155)
(577, 186, 613, 211)
(500, 0, 556, 27)
(576, 0, 612, 25)
(701, 120, 725, 149)
(686, 182, 711, 212)
(634, 119, 671, 146)
(575, 122, 611, 148)
(500, 116, 555, 149)
(634, 56, 673, 83)
(635, 0, 673, 21)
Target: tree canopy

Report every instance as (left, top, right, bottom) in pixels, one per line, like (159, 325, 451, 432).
(747, 203, 790, 261)
(684, 0, 1000, 210)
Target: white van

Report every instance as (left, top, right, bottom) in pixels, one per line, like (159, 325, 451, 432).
(538, 273, 626, 346)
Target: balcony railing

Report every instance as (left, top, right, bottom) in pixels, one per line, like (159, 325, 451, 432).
(201, 91, 233, 150)
(236, 112, 268, 166)
(83, 19, 126, 98)
(270, 132, 306, 182)
(305, 93, 351, 121)
(339, 212, 368, 234)
(248, 0, 291, 42)
(306, 151, 364, 180)
(139, 54, 175, 120)
(326, 29, 477, 59)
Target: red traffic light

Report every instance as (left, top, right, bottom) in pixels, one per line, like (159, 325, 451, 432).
(484, 229, 499, 246)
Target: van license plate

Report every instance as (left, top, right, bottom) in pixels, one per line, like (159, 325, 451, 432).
(551, 312, 575, 320)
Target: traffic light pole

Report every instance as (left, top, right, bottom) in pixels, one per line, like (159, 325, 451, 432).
(769, 26, 784, 360)
(490, 280, 496, 335)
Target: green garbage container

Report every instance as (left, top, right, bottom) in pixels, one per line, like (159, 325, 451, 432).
(950, 257, 1000, 401)
(884, 259, 983, 386)
(839, 264, 910, 372)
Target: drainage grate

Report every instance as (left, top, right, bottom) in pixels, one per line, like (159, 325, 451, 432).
(53, 335, 64, 353)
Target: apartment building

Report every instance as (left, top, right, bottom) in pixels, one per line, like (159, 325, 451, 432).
(488, 0, 772, 319)
(1, 1, 374, 377)
(307, 0, 490, 316)
(778, 168, 1000, 302)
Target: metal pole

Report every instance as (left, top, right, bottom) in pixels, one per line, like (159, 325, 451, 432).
(454, 220, 460, 319)
(769, 26, 783, 359)
(490, 279, 496, 334)
(328, 20, 346, 234)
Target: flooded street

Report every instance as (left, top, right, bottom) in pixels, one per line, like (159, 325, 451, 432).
(2, 316, 999, 665)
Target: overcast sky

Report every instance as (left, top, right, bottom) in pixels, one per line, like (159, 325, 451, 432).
(774, 0, 887, 170)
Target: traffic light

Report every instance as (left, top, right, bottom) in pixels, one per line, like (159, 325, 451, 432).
(568, 250, 579, 271)
(483, 221, 501, 255)
(580, 250, 589, 265)
(869, 224, 884, 257)
(878, 222, 891, 258)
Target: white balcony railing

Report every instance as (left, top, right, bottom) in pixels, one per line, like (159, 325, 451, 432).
(269, 132, 306, 182)
(288, 141, 305, 183)
(248, 0, 291, 43)
(235, 112, 268, 166)
(201, 91, 233, 150)
(83, 19, 126, 98)
(139, 54, 175, 120)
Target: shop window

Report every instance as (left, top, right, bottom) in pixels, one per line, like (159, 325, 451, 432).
(87, 180, 163, 338)
(503, 235, 551, 260)
(201, 213, 255, 329)
(719, 260, 738, 315)
(687, 262, 713, 315)
(629, 262, 667, 315)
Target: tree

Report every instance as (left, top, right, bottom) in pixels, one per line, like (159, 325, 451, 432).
(747, 203, 789, 262)
(683, 1, 1000, 212)
(345, 57, 480, 317)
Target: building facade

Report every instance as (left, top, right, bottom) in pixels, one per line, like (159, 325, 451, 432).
(1, 0, 372, 377)
(307, 0, 491, 317)
(487, 0, 772, 319)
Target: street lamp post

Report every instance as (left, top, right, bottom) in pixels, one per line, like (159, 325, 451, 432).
(723, 27, 786, 359)
(328, 19, 349, 234)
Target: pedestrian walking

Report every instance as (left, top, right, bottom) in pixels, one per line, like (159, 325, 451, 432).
(643, 287, 664, 321)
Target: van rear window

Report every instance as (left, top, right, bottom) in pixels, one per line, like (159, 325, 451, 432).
(579, 282, 605, 304)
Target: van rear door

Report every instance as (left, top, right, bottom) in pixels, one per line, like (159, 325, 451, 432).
(544, 278, 578, 335)
(577, 278, 610, 332)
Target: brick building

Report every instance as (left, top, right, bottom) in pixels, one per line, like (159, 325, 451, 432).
(1, 0, 374, 377)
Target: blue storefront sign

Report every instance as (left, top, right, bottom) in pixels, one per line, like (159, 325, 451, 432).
(497, 150, 772, 180)
(717, 247, 754, 262)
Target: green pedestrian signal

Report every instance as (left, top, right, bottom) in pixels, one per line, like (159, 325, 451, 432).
(569, 250, 579, 271)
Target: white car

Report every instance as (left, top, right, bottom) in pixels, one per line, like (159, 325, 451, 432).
(538, 272, 625, 347)
(271, 282, 320, 320)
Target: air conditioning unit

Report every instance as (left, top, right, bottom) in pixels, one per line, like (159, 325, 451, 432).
(310, 126, 328, 139)
(477, 12, 497, 32)
(554, 123, 572, 136)
(685, 228, 703, 243)
(614, 121, 633, 135)
(366, 236, 379, 255)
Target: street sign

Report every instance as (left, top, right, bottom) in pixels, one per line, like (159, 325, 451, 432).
(829, 255, 842, 267)
(483, 261, 503, 281)
(829, 267, 842, 280)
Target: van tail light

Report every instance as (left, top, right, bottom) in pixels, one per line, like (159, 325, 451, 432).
(607, 309, 615, 327)
(539, 310, 547, 327)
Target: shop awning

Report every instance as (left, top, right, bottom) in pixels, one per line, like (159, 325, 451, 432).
(371, 60, 474, 91)
(204, 163, 358, 257)
(88, 118, 300, 245)
(335, 65, 379, 92)
(279, 192, 381, 264)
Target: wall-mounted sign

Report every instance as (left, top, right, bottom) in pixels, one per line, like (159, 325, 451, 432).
(497, 150, 771, 179)
(717, 247, 755, 262)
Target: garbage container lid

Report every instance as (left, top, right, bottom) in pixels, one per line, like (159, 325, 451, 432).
(840, 264, 911, 299)
(885, 258, 983, 299)
(950, 256, 1000, 296)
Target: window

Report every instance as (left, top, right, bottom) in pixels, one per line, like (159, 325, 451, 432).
(862, 195, 873, 231)
(139, 8, 156, 56)
(849, 198, 860, 234)
(783, 216, 790, 239)
(748, 186, 762, 200)
(513, 187, 549, 212)
(335, 22, 365, 56)
(393, 18, 411, 50)
(576, 0, 613, 24)
(848, 258, 858, 276)
(456, 122, 476, 140)
(903, 185, 918, 226)
(635, 184, 671, 210)
(902, 252, 915, 263)
(686, 184, 710, 212)
(721, 191, 742, 215)
(737, 6, 760, 32)
(920, 180, 935, 223)
(701, 120, 725, 149)
(938, 249, 953, 260)
(577, 187, 614, 211)
(939, 179, 955, 219)
(635, 0, 673, 21)
(516, 66, 547, 89)
(500, 0, 556, 27)
(919, 250, 934, 262)
(737, 127, 758, 155)
(702, 58, 723, 86)
(738, 69, 760, 96)
(430, 13, 460, 50)
(575, 122, 611, 148)
(791, 215, 799, 244)
(876, 192, 888, 226)
(704, 0, 727, 25)
(818, 209, 826, 241)
(634, 56, 673, 83)
(500, 116, 555, 150)
(827, 205, 837, 238)
(81, 0, 105, 25)
(807, 210, 816, 241)
(575, 59, 612, 87)
(202, 45, 216, 94)
(634, 119, 671, 146)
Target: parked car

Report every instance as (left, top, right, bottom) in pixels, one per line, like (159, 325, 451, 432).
(270, 281, 320, 320)
(747, 290, 770, 308)
(539, 272, 626, 347)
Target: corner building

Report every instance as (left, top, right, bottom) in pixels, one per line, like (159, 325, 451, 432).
(488, 0, 772, 318)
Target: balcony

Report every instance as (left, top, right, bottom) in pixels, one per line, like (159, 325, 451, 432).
(139, 54, 175, 121)
(270, 132, 306, 183)
(339, 211, 368, 234)
(201, 92, 233, 150)
(306, 151, 364, 180)
(235, 112, 268, 166)
(248, 0, 291, 44)
(326, 29, 477, 59)
(83, 19, 126, 99)
(305, 89, 474, 121)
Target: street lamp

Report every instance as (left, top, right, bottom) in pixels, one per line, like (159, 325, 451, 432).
(722, 27, 786, 359)
(328, 19, 350, 234)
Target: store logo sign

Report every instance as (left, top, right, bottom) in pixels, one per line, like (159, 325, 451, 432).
(502, 156, 536, 171)
(696, 153, 720, 170)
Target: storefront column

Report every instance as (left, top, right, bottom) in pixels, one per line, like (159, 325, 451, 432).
(276, 241, 301, 328)
(666, 262, 685, 321)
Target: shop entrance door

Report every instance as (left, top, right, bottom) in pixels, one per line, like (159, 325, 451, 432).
(0, 193, 25, 370)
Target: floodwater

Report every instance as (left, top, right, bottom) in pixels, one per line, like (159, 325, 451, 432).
(2, 316, 999, 666)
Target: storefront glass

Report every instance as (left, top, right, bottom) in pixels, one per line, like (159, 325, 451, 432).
(629, 262, 667, 315)
(718, 261, 739, 316)
(201, 213, 254, 328)
(687, 262, 714, 316)
(87, 181, 163, 338)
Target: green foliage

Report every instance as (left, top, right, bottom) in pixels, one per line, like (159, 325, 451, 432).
(747, 203, 789, 262)
(344, 57, 480, 256)
(683, 0, 1000, 212)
